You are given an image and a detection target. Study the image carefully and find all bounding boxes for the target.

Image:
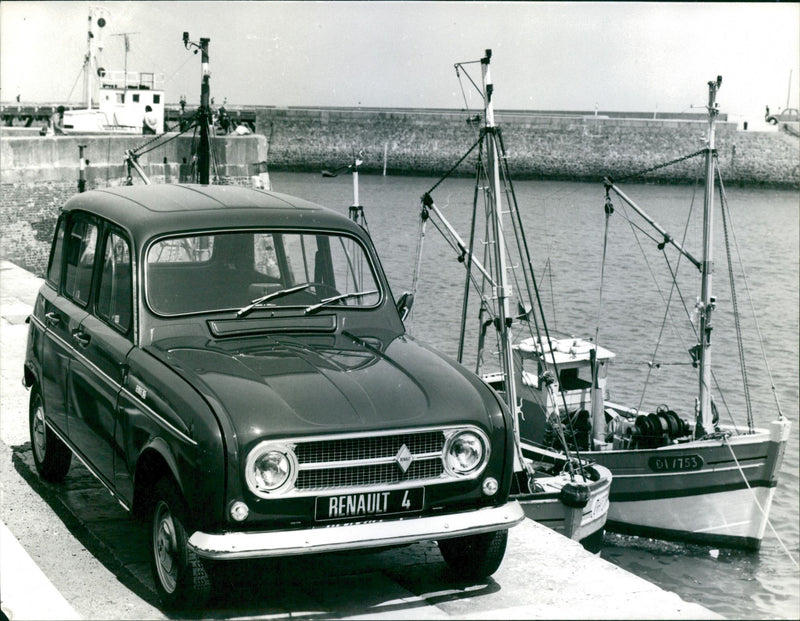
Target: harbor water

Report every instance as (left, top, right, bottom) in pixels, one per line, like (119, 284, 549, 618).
(270, 171, 799, 620)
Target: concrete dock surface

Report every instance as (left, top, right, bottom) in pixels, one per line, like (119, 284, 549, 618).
(0, 260, 722, 619)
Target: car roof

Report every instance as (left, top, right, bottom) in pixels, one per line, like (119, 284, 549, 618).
(61, 184, 365, 241)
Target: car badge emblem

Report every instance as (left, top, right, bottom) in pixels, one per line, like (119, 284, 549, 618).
(395, 444, 413, 473)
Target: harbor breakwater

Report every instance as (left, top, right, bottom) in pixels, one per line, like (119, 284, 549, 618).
(254, 107, 799, 186)
(2, 107, 798, 275)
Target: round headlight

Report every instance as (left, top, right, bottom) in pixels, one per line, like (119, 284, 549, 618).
(444, 430, 488, 476)
(245, 443, 297, 497)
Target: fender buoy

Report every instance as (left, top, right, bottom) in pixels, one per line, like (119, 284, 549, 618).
(559, 482, 590, 508)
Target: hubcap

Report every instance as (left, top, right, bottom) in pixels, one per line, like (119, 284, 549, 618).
(32, 404, 47, 462)
(153, 501, 178, 593)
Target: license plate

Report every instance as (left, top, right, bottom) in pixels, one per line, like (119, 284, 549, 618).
(315, 488, 424, 521)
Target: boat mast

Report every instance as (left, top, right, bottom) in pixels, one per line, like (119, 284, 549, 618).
(83, 8, 108, 110)
(697, 76, 722, 438)
(183, 32, 212, 184)
(481, 50, 520, 443)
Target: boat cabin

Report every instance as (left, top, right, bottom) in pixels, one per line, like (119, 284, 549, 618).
(64, 70, 165, 134)
(514, 336, 615, 451)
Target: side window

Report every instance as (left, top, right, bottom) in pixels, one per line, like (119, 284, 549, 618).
(64, 218, 98, 307)
(96, 231, 133, 334)
(46, 217, 67, 288)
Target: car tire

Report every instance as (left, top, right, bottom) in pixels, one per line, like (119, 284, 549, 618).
(150, 476, 211, 609)
(29, 388, 71, 482)
(438, 529, 508, 579)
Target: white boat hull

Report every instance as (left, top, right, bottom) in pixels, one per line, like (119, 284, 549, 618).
(589, 418, 791, 550)
(63, 109, 140, 134)
(607, 484, 776, 545)
(514, 460, 612, 552)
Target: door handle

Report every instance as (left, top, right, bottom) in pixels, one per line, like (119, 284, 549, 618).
(45, 311, 60, 327)
(72, 330, 90, 348)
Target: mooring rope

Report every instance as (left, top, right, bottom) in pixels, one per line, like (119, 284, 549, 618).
(723, 437, 799, 570)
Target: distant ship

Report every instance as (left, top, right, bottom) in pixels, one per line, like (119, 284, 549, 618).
(61, 6, 165, 134)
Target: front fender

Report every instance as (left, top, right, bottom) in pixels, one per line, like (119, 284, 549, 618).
(123, 348, 227, 531)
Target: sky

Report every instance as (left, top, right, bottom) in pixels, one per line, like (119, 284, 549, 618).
(1, 1, 798, 126)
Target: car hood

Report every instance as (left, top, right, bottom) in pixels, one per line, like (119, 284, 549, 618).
(146, 331, 502, 451)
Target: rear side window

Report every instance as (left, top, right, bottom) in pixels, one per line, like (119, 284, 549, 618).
(64, 218, 98, 307)
(46, 218, 67, 287)
(96, 231, 133, 334)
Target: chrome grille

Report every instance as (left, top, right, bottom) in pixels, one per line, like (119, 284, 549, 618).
(297, 459, 444, 491)
(287, 428, 463, 495)
(295, 431, 443, 464)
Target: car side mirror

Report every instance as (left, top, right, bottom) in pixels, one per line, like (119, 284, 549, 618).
(395, 291, 414, 321)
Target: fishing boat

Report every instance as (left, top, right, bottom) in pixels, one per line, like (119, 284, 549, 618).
(410, 50, 611, 551)
(511, 77, 791, 550)
(61, 7, 165, 134)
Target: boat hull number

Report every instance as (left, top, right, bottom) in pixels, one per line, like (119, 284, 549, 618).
(316, 488, 425, 521)
(647, 454, 704, 472)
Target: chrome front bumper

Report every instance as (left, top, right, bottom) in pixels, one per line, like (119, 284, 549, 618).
(188, 501, 524, 560)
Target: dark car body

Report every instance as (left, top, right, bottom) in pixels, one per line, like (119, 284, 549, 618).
(766, 107, 799, 124)
(23, 184, 523, 607)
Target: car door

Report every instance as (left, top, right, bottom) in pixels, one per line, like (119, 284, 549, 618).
(38, 216, 85, 436)
(68, 226, 134, 486)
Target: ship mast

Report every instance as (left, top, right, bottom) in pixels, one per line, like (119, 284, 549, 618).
(696, 76, 722, 438)
(481, 50, 521, 448)
(83, 7, 109, 109)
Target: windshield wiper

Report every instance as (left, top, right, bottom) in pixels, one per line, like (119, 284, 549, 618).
(236, 283, 313, 318)
(303, 290, 378, 315)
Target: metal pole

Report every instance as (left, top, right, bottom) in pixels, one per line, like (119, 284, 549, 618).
(604, 179, 702, 270)
(697, 76, 721, 438)
(78, 145, 87, 193)
(482, 50, 519, 448)
(198, 37, 211, 184)
(427, 200, 495, 283)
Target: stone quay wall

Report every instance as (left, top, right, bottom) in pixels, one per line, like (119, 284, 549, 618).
(254, 107, 799, 186)
(2, 108, 797, 276)
(1, 133, 268, 275)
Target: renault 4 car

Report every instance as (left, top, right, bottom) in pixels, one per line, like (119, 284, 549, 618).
(23, 184, 523, 608)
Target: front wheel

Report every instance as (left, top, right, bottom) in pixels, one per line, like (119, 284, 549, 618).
(29, 388, 71, 482)
(149, 477, 211, 609)
(438, 529, 508, 580)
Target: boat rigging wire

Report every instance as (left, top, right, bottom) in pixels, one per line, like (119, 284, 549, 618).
(613, 148, 707, 183)
(638, 173, 702, 409)
(130, 115, 197, 157)
(495, 126, 589, 475)
(717, 158, 754, 432)
(413, 128, 589, 480)
(422, 135, 483, 197)
(602, 162, 710, 414)
(715, 171, 784, 421)
(453, 60, 484, 102)
(598, 149, 775, 435)
(65, 67, 84, 104)
(458, 164, 483, 363)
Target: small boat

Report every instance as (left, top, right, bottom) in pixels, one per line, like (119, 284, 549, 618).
(511, 77, 791, 550)
(61, 7, 164, 134)
(409, 50, 611, 551)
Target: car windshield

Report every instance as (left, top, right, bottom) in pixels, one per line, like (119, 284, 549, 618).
(146, 230, 381, 316)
